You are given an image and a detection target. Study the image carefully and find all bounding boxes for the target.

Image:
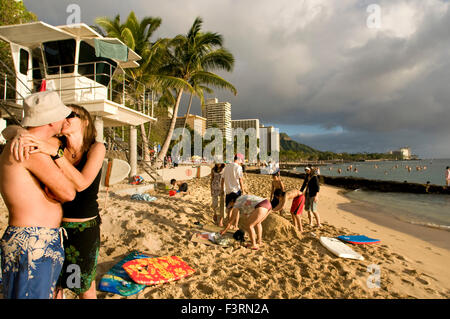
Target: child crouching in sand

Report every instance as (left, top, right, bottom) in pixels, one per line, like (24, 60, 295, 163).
(220, 193, 272, 250)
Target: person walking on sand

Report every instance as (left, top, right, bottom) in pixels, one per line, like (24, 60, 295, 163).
(7, 104, 106, 299)
(0, 91, 76, 299)
(300, 166, 321, 227)
(222, 154, 246, 218)
(446, 166, 450, 187)
(220, 193, 272, 250)
(210, 163, 225, 226)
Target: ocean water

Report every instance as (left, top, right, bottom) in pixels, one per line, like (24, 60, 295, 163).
(344, 189, 450, 231)
(293, 159, 450, 231)
(296, 159, 450, 186)
(320, 159, 450, 185)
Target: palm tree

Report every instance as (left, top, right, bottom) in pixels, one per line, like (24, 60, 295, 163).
(95, 12, 165, 163)
(155, 17, 237, 168)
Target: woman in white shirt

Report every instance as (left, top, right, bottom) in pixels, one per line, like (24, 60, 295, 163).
(220, 193, 272, 250)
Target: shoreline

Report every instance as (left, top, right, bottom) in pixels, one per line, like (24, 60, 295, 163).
(337, 190, 450, 251)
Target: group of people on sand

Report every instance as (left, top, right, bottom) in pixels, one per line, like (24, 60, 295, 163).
(0, 91, 105, 299)
(210, 156, 321, 250)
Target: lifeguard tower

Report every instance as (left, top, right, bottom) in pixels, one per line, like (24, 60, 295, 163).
(0, 21, 159, 180)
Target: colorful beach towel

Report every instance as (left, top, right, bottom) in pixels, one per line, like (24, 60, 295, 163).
(123, 256, 195, 286)
(98, 251, 151, 296)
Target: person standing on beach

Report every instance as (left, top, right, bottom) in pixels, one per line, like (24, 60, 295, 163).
(210, 163, 225, 226)
(222, 154, 246, 217)
(300, 167, 321, 227)
(0, 92, 76, 299)
(269, 171, 285, 209)
(446, 166, 450, 187)
(7, 104, 106, 299)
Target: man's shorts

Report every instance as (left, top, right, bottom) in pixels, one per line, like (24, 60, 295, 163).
(304, 196, 318, 212)
(290, 194, 305, 215)
(0, 226, 65, 299)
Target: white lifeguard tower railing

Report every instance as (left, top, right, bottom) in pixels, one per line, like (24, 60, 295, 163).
(0, 21, 160, 180)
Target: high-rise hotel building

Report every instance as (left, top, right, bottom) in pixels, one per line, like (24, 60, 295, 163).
(231, 119, 260, 140)
(204, 98, 232, 141)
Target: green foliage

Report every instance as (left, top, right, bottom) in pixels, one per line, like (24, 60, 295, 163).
(280, 132, 400, 162)
(0, 0, 37, 70)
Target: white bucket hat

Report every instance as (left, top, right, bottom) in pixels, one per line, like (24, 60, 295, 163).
(21, 91, 72, 127)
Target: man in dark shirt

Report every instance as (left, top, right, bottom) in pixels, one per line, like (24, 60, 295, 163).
(300, 166, 321, 227)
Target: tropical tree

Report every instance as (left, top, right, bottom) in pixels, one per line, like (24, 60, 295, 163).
(95, 12, 166, 163)
(155, 17, 237, 168)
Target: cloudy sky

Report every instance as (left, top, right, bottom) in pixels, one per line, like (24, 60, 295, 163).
(23, 0, 450, 158)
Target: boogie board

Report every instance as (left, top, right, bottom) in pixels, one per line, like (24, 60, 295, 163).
(98, 251, 151, 296)
(319, 237, 364, 261)
(123, 256, 195, 286)
(100, 158, 131, 187)
(337, 235, 380, 245)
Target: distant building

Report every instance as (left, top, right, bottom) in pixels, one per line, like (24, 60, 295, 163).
(400, 147, 411, 159)
(389, 147, 412, 159)
(231, 119, 260, 139)
(259, 124, 280, 155)
(174, 114, 206, 137)
(204, 98, 232, 141)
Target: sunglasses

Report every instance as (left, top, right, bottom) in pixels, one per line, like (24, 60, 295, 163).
(66, 111, 81, 119)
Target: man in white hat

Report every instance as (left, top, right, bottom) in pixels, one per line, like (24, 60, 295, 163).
(0, 91, 77, 299)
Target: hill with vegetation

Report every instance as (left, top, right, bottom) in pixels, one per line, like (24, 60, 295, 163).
(279, 132, 399, 161)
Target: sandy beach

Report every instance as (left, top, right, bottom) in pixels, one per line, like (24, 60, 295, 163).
(1, 172, 449, 299)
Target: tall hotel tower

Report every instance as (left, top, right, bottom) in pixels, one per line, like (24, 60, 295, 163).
(203, 98, 232, 141)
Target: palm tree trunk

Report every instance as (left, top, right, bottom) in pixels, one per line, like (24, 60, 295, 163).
(181, 92, 194, 137)
(140, 123, 151, 163)
(155, 88, 184, 168)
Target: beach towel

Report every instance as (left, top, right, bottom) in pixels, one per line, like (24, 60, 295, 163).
(130, 194, 157, 202)
(191, 231, 234, 247)
(122, 256, 195, 286)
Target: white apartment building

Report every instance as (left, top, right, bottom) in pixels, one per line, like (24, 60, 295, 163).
(174, 114, 206, 137)
(204, 98, 232, 141)
(260, 124, 280, 155)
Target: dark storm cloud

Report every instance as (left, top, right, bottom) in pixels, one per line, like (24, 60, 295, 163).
(22, 0, 450, 157)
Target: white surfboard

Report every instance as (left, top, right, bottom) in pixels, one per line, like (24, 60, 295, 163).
(100, 158, 131, 187)
(319, 237, 364, 261)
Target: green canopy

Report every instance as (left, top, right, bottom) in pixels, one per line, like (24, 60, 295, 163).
(94, 39, 128, 62)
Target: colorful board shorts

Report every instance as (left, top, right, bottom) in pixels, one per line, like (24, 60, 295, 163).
(304, 195, 317, 212)
(58, 215, 101, 295)
(0, 226, 65, 299)
(290, 194, 305, 216)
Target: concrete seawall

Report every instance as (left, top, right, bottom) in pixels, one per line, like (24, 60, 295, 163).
(246, 169, 450, 195)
